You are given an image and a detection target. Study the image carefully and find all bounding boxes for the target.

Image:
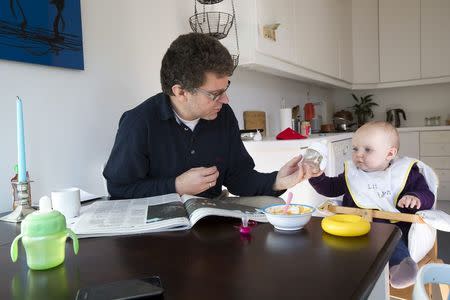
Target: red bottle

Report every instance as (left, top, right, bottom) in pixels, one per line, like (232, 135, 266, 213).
(304, 103, 315, 121)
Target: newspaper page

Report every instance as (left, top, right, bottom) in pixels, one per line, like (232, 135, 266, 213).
(70, 193, 191, 238)
(182, 195, 284, 227)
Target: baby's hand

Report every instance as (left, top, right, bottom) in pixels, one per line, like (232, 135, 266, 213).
(397, 195, 421, 209)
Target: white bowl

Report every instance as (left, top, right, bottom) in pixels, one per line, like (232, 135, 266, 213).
(263, 204, 315, 231)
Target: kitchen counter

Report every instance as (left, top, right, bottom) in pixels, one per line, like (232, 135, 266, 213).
(243, 125, 450, 145)
(397, 125, 450, 132)
(243, 132, 353, 147)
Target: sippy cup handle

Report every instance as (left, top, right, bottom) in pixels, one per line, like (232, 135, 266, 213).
(66, 228, 79, 255)
(10, 234, 23, 262)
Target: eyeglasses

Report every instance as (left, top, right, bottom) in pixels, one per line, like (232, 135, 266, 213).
(193, 80, 231, 101)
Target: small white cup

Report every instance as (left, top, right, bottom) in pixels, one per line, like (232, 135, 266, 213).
(51, 188, 81, 219)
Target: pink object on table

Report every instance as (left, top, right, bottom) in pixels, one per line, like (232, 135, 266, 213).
(239, 215, 252, 235)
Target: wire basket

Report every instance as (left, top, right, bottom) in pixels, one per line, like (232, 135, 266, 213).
(197, 0, 224, 4)
(189, 12, 234, 40)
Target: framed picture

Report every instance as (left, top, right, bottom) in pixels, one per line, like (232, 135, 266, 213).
(0, 0, 84, 70)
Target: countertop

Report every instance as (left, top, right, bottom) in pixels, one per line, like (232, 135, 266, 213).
(243, 132, 353, 145)
(243, 125, 450, 145)
(396, 125, 450, 132)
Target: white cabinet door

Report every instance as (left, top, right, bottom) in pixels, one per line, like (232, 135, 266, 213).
(294, 0, 340, 78)
(420, 131, 450, 201)
(256, 0, 296, 64)
(337, 0, 353, 82)
(379, 0, 420, 82)
(398, 132, 420, 159)
(421, 0, 450, 78)
(352, 0, 379, 84)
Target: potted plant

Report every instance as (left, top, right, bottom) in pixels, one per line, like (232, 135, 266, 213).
(351, 93, 378, 127)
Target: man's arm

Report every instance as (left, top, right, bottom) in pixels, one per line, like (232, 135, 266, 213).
(103, 112, 176, 198)
(222, 109, 283, 197)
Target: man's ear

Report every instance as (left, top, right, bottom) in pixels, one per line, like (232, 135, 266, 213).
(171, 84, 189, 103)
(386, 147, 398, 161)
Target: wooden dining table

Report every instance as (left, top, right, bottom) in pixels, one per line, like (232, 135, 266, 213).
(0, 215, 400, 299)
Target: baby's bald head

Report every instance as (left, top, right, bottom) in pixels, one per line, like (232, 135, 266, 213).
(356, 121, 400, 150)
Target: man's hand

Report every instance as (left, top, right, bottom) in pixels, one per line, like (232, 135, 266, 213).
(175, 166, 219, 195)
(272, 156, 302, 191)
(397, 195, 422, 209)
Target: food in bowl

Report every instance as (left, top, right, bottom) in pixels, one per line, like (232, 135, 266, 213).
(263, 204, 315, 231)
(267, 205, 312, 215)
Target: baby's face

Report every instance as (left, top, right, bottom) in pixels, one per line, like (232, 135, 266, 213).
(351, 127, 396, 172)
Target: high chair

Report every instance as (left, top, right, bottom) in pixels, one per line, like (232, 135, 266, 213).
(412, 263, 450, 300)
(319, 202, 444, 300)
(320, 159, 444, 300)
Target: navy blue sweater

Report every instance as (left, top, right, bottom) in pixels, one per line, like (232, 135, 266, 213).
(103, 93, 282, 199)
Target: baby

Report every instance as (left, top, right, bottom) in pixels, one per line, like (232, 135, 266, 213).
(305, 121, 435, 289)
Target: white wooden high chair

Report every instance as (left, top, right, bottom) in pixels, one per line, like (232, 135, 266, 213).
(319, 161, 447, 300)
(412, 263, 450, 300)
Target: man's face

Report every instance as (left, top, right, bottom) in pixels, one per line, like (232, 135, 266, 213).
(351, 126, 395, 172)
(186, 72, 230, 121)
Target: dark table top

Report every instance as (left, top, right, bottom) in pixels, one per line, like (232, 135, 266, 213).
(0, 216, 400, 300)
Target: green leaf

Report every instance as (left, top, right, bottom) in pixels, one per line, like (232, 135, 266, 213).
(352, 93, 359, 102)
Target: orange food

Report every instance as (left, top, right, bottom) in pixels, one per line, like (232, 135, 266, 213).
(268, 205, 312, 215)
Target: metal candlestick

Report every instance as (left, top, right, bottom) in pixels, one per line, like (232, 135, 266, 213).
(1, 181, 36, 223)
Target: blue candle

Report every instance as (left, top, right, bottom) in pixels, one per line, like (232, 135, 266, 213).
(16, 97, 27, 182)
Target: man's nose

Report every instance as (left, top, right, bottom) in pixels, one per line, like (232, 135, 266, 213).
(218, 93, 229, 104)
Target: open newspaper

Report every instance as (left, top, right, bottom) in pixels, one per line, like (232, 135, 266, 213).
(69, 193, 283, 238)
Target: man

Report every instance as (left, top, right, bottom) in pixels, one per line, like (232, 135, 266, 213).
(103, 32, 304, 199)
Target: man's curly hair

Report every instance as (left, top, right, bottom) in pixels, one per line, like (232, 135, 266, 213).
(160, 33, 234, 96)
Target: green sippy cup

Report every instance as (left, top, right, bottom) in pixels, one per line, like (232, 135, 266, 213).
(10, 196, 79, 270)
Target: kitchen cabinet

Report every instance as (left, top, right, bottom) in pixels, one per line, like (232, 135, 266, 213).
(255, 0, 296, 64)
(337, 0, 353, 82)
(230, 0, 352, 89)
(419, 131, 450, 201)
(294, 0, 340, 79)
(351, 0, 379, 84)
(421, 0, 450, 78)
(379, 0, 421, 82)
(398, 132, 420, 159)
(230, 0, 450, 89)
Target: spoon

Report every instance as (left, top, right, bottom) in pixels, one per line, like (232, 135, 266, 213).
(283, 192, 293, 214)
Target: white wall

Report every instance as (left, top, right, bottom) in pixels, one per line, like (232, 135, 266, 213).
(0, 0, 191, 212)
(332, 83, 450, 127)
(228, 69, 333, 137)
(0, 0, 333, 212)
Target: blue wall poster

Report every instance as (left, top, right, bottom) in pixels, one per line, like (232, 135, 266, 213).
(0, 0, 84, 70)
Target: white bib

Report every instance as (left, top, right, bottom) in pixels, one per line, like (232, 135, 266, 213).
(344, 157, 418, 212)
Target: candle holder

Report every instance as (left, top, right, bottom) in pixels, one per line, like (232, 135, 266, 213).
(1, 180, 36, 223)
